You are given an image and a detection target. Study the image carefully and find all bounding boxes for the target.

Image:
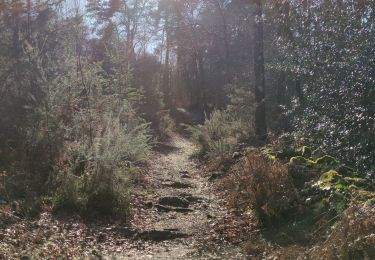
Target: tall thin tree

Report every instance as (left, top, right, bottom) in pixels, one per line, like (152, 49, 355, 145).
(253, 0, 267, 141)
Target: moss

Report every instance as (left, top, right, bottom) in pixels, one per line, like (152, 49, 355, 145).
(315, 155, 339, 167)
(290, 156, 316, 167)
(319, 170, 374, 199)
(343, 177, 366, 185)
(319, 170, 342, 183)
(297, 146, 312, 158)
(334, 184, 351, 192)
(319, 170, 352, 192)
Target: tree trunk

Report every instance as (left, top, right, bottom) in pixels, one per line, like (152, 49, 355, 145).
(163, 17, 171, 109)
(253, 0, 267, 142)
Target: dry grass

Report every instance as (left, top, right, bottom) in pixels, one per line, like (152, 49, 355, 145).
(307, 202, 375, 259)
(220, 153, 298, 225)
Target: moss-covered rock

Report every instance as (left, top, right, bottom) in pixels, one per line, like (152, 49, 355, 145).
(318, 170, 349, 192)
(315, 155, 339, 167)
(318, 170, 373, 195)
(290, 156, 316, 167)
(319, 170, 342, 183)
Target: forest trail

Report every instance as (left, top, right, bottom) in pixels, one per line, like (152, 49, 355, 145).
(115, 135, 245, 259)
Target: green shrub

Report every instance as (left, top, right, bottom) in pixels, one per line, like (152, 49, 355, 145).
(54, 174, 86, 213)
(189, 110, 253, 159)
(53, 102, 150, 219)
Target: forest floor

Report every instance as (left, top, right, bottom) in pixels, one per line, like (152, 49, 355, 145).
(0, 135, 246, 259)
(117, 134, 246, 259)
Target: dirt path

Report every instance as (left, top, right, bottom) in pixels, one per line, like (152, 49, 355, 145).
(115, 135, 245, 259)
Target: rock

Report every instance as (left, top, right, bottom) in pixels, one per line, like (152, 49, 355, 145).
(318, 170, 373, 194)
(158, 196, 190, 208)
(155, 204, 193, 213)
(138, 229, 188, 241)
(320, 170, 342, 183)
(208, 171, 225, 181)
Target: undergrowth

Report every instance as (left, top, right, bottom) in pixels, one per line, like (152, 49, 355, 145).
(189, 84, 254, 159)
(212, 141, 375, 258)
(53, 102, 151, 219)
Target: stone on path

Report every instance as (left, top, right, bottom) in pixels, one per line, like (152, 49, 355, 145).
(155, 204, 193, 213)
(159, 196, 190, 208)
(137, 229, 189, 241)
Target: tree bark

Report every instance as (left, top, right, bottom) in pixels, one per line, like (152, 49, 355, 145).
(253, 0, 267, 142)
